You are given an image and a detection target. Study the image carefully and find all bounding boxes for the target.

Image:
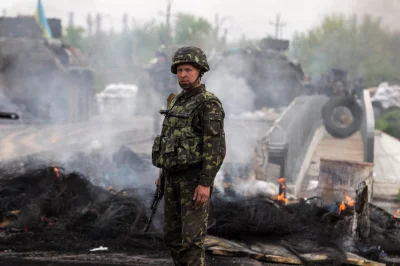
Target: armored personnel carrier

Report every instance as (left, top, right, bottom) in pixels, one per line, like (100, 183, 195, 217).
(205, 38, 307, 110)
(0, 16, 95, 122)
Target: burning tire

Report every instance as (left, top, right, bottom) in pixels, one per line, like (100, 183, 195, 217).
(322, 96, 363, 138)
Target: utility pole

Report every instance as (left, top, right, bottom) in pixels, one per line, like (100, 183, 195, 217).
(68, 12, 74, 28)
(158, 0, 179, 47)
(269, 14, 286, 39)
(86, 13, 93, 36)
(95, 13, 102, 34)
(165, 0, 173, 48)
(2, 9, 6, 17)
(122, 13, 129, 32)
(131, 16, 137, 65)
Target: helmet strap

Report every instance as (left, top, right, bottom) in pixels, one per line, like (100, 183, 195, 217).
(179, 73, 202, 90)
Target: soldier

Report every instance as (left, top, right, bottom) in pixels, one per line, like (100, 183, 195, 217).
(149, 46, 176, 135)
(152, 46, 226, 266)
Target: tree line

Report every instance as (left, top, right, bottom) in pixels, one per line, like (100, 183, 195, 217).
(62, 12, 400, 90)
(62, 12, 229, 91)
(290, 14, 400, 87)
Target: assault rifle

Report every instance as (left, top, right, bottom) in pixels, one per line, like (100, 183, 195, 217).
(142, 171, 165, 233)
(0, 111, 19, 120)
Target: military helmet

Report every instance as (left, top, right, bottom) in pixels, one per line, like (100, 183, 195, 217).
(171, 46, 210, 74)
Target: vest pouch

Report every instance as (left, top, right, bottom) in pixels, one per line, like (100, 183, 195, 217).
(163, 115, 189, 128)
(158, 136, 177, 168)
(163, 136, 176, 153)
(151, 135, 162, 167)
(177, 137, 202, 165)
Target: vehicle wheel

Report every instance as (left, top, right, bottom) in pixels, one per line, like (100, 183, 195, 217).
(322, 96, 363, 138)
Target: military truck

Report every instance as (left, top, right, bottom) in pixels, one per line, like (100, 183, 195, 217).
(0, 16, 95, 122)
(204, 38, 307, 110)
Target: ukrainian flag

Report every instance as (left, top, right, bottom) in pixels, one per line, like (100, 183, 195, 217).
(34, 0, 53, 39)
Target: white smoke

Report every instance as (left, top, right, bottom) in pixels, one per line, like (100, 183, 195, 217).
(0, 15, 166, 189)
(205, 52, 261, 173)
(207, 70, 255, 115)
(214, 171, 297, 199)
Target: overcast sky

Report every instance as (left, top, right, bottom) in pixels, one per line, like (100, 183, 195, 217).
(0, 0, 397, 41)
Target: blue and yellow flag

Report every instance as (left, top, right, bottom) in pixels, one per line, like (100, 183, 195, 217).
(34, 0, 53, 39)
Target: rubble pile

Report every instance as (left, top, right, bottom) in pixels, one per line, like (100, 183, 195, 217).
(371, 82, 400, 110)
(210, 194, 400, 261)
(0, 166, 162, 252)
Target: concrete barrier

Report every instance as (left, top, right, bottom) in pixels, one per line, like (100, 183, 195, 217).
(360, 89, 375, 163)
(265, 95, 329, 182)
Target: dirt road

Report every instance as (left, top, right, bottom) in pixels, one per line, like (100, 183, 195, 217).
(0, 116, 152, 161)
(0, 115, 274, 164)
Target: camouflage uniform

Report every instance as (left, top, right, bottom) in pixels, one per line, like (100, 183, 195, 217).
(152, 47, 226, 266)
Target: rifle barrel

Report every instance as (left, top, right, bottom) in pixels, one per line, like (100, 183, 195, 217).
(0, 112, 19, 120)
(143, 172, 165, 234)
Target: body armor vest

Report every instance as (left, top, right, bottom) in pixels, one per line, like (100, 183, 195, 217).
(152, 90, 219, 171)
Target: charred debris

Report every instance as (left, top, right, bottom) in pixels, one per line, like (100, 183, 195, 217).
(0, 147, 398, 265)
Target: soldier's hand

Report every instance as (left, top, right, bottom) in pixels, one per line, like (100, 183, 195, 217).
(155, 177, 160, 186)
(193, 185, 210, 208)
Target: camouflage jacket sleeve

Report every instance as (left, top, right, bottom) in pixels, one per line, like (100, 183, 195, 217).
(199, 99, 226, 187)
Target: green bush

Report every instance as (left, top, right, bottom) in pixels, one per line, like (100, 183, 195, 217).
(375, 109, 400, 139)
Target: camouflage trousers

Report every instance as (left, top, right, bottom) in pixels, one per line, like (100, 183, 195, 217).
(163, 166, 210, 266)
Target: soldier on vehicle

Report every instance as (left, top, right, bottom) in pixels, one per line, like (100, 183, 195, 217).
(152, 46, 226, 266)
